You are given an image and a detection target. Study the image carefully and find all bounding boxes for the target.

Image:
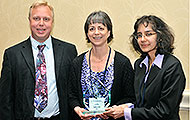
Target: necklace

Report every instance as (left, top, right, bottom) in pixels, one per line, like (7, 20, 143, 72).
(88, 47, 111, 97)
(89, 47, 111, 75)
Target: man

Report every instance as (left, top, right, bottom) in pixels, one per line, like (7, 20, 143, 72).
(0, 1, 77, 120)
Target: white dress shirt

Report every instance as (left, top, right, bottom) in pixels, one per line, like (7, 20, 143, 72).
(31, 36, 60, 118)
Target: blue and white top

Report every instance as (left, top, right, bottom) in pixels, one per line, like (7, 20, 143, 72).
(81, 54, 114, 119)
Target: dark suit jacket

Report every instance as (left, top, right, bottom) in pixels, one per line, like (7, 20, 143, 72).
(132, 54, 186, 120)
(69, 51, 136, 120)
(0, 37, 77, 120)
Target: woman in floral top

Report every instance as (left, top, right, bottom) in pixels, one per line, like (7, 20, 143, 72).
(69, 11, 135, 120)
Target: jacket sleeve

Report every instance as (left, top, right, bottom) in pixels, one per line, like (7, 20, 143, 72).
(114, 53, 136, 105)
(0, 50, 15, 120)
(121, 58, 136, 104)
(68, 56, 84, 110)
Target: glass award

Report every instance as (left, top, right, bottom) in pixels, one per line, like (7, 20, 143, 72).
(84, 97, 105, 115)
(82, 75, 111, 115)
(83, 91, 111, 115)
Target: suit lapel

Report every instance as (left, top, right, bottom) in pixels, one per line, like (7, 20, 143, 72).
(52, 38, 63, 80)
(20, 38, 35, 79)
(135, 64, 146, 100)
(135, 64, 146, 86)
(146, 65, 160, 86)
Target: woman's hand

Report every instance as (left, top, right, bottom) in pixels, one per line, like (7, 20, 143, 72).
(74, 106, 94, 120)
(103, 104, 128, 119)
(95, 113, 109, 119)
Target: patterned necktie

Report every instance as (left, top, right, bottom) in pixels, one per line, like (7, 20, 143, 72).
(34, 45, 48, 112)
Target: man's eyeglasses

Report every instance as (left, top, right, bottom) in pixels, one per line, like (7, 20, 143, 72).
(134, 32, 157, 40)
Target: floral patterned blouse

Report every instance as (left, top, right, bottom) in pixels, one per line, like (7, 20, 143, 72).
(81, 53, 114, 120)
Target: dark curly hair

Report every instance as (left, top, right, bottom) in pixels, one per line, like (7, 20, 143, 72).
(84, 10, 114, 43)
(130, 15, 175, 56)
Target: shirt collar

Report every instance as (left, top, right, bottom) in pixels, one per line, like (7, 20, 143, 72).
(30, 36, 52, 50)
(140, 54, 164, 69)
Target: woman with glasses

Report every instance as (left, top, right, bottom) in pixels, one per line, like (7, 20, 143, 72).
(68, 11, 135, 120)
(104, 15, 186, 120)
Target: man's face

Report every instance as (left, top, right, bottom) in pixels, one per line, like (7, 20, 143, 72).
(29, 5, 53, 42)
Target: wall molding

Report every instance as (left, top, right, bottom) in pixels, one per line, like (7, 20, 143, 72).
(180, 90, 190, 110)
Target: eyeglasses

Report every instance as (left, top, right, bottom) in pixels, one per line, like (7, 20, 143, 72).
(134, 32, 157, 40)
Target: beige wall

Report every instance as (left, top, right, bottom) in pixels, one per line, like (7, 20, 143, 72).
(1, 0, 188, 88)
(0, 0, 189, 119)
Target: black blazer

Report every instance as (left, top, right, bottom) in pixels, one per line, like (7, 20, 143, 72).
(132, 54, 186, 120)
(69, 51, 136, 120)
(0, 37, 77, 120)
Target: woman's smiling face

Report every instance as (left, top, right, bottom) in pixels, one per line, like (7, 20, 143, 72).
(137, 23, 157, 55)
(87, 23, 110, 47)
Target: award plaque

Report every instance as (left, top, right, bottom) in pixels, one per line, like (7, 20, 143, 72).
(83, 98, 106, 115)
(82, 75, 112, 115)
